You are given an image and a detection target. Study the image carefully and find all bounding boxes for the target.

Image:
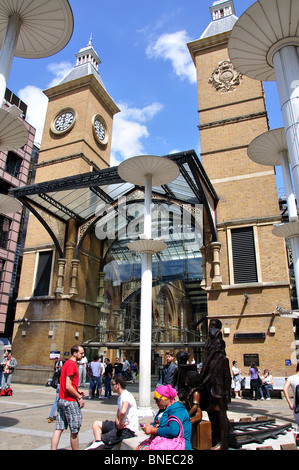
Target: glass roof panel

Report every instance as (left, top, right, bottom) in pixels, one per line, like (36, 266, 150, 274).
(11, 151, 218, 243)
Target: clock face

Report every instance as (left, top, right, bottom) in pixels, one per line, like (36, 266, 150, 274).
(51, 108, 76, 135)
(94, 118, 106, 141)
(55, 111, 74, 131)
(93, 115, 108, 144)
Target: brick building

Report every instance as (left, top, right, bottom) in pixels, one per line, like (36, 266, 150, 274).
(10, 1, 296, 384)
(187, 0, 295, 374)
(0, 88, 37, 338)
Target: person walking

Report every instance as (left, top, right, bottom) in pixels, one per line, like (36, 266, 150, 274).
(131, 359, 138, 383)
(78, 354, 88, 387)
(113, 358, 123, 376)
(0, 350, 17, 392)
(159, 352, 177, 386)
(122, 356, 130, 380)
(85, 375, 138, 450)
(103, 358, 113, 398)
(48, 358, 63, 423)
(248, 363, 263, 400)
(232, 361, 242, 399)
(88, 355, 104, 399)
(51, 345, 85, 450)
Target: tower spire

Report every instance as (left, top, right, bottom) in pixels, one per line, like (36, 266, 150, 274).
(75, 34, 101, 71)
(210, 0, 235, 21)
(200, 0, 237, 39)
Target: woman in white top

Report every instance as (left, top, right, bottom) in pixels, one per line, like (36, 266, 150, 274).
(232, 361, 242, 399)
(283, 363, 299, 426)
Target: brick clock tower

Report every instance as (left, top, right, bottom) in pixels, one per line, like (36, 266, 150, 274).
(13, 39, 119, 383)
(188, 0, 295, 374)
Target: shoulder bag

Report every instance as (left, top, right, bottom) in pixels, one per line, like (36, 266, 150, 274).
(149, 415, 185, 451)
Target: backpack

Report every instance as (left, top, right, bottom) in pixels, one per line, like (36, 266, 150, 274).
(51, 370, 61, 389)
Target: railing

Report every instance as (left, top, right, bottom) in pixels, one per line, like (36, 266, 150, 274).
(84, 326, 204, 347)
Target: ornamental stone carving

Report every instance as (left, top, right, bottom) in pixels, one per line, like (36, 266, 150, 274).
(209, 60, 243, 93)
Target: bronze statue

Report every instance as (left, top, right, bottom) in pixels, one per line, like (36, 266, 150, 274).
(171, 320, 232, 450)
(184, 370, 202, 423)
(197, 319, 232, 450)
(171, 351, 197, 402)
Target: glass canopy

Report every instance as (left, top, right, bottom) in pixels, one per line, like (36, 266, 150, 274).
(11, 150, 218, 258)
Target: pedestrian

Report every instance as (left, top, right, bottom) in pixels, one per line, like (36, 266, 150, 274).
(85, 375, 138, 450)
(0, 350, 17, 392)
(51, 345, 85, 450)
(232, 360, 242, 399)
(103, 358, 113, 398)
(283, 362, 299, 428)
(131, 359, 138, 383)
(88, 355, 104, 399)
(122, 355, 130, 380)
(248, 363, 263, 400)
(261, 369, 274, 400)
(159, 352, 177, 386)
(48, 358, 63, 423)
(78, 353, 88, 387)
(113, 357, 123, 376)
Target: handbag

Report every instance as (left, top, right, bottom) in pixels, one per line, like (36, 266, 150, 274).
(149, 416, 185, 451)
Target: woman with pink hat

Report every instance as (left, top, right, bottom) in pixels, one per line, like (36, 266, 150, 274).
(142, 384, 192, 450)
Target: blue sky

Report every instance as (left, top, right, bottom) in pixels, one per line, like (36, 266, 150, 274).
(6, 0, 285, 193)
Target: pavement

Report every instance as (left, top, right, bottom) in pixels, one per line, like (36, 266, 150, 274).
(0, 380, 297, 451)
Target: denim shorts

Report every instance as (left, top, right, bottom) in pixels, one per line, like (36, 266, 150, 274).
(56, 398, 82, 434)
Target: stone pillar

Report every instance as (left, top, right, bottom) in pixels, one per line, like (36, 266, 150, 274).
(55, 258, 67, 296)
(211, 242, 222, 290)
(200, 246, 207, 288)
(69, 259, 80, 296)
(97, 271, 105, 307)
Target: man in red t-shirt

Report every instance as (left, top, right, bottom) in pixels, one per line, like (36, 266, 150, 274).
(51, 345, 85, 450)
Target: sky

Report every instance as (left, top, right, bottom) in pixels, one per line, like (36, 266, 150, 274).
(5, 0, 285, 194)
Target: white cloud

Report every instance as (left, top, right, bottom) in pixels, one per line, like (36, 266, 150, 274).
(110, 101, 163, 166)
(46, 61, 73, 87)
(18, 85, 48, 145)
(146, 30, 196, 84)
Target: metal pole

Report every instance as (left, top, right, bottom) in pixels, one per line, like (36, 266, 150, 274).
(273, 46, 299, 207)
(138, 173, 153, 411)
(274, 47, 299, 308)
(0, 14, 22, 106)
(280, 150, 298, 222)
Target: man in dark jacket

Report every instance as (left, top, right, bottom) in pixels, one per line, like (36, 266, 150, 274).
(160, 352, 177, 385)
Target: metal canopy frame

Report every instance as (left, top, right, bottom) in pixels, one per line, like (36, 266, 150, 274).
(11, 150, 218, 258)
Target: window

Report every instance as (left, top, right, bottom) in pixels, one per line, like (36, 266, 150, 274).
(34, 251, 53, 296)
(0, 216, 11, 249)
(0, 258, 4, 284)
(231, 227, 258, 284)
(5, 151, 22, 178)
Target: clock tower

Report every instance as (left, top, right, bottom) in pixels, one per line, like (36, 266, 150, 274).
(188, 0, 294, 375)
(36, 36, 119, 185)
(12, 39, 120, 383)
